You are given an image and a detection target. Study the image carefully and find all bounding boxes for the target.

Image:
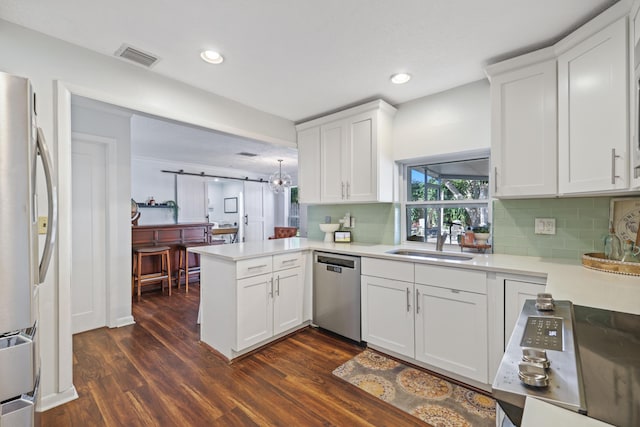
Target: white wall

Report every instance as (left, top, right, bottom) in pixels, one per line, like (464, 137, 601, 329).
(208, 180, 243, 229)
(0, 19, 296, 410)
(392, 79, 490, 161)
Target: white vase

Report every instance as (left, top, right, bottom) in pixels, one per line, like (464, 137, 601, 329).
(474, 233, 490, 245)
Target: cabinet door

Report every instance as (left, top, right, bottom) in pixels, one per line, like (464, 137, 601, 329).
(236, 273, 273, 351)
(504, 280, 545, 347)
(273, 267, 303, 335)
(361, 275, 414, 358)
(320, 120, 346, 203)
(297, 126, 321, 204)
(345, 113, 376, 202)
(491, 60, 557, 197)
(558, 18, 629, 194)
(415, 284, 488, 383)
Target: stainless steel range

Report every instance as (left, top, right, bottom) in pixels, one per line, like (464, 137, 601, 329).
(493, 294, 586, 426)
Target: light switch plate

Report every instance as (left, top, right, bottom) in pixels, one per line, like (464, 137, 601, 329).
(38, 216, 48, 235)
(534, 218, 556, 235)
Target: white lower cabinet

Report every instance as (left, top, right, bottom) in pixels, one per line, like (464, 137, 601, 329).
(235, 265, 303, 351)
(361, 275, 415, 358)
(504, 279, 545, 346)
(415, 283, 488, 383)
(361, 258, 490, 384)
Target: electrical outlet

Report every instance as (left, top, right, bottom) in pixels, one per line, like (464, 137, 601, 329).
(38, 216, 48, 234)
(534, 218, 556, 235)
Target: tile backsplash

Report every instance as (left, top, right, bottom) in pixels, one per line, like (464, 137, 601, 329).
(307, 203, 398, 245)
(492, 197, 612, 259)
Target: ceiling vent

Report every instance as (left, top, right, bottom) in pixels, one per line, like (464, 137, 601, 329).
(114, 44, 160, 68)
(237, 152, 258, 157)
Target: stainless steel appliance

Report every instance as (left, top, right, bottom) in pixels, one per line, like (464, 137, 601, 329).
(494, 293, 640, 427)
(493, 294, 585, 426)
(0, 71, 57, 427)
(312, 252, 361, 342)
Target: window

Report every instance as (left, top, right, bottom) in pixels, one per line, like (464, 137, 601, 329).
(404, 157, 489, 244)
(288, 187, 300, 229)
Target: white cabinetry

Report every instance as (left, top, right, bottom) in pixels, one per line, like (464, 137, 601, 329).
(504, 279, 545, 346)
(486, 51, 557, 197)
(558, 17, 629, 194)
(361, 258, 490, 384)
(296, 100, 396, 204)
(414, 265, 488, 383)
(235, 255, 303, 350)
(200, 251, 307, 360)
(296, 126, 321, 204)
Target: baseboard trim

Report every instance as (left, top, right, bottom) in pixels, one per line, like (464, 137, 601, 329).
(38, 385, 78, 412)
(115, 315, 135, 328)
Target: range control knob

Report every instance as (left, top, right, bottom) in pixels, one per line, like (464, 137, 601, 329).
(535, 293, 555, 311)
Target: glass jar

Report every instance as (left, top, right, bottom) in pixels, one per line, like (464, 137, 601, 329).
(620, 240, 640, 263)
(604, 227, 622, 260)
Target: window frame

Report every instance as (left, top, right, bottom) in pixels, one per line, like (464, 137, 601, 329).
(400, 150, 491, 247)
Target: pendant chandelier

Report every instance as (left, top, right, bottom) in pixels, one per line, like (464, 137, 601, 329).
(268, 159, 292, 193)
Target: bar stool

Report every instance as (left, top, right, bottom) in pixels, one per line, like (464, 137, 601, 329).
(132, 246, 172, 302)
(177, 242, 216, 293)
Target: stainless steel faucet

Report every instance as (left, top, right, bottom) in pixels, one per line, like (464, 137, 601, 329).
(436, 232, 448, 251)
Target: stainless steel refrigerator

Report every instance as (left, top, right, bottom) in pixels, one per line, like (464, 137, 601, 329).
(0, 71, 57, 426)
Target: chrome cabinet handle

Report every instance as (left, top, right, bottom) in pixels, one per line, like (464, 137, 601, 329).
(269, 277, 274, 298)
(346, 181, 350, 199)
(494, 166, 498, 193)
(611, 148, 621, 184)
(406, 287, 411, 312)
(276, 276, 280, 296)
(416, 289, 421, 314)
(244, 214, 249, 225)
(451, 289, 460, 294)
(248, 264, 268, 270)
(281, 259, 297, 264)
(341, 182, 345, 199)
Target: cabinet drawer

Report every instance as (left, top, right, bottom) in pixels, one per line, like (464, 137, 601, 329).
(273, 252, 302, 271)
(237, 256, 273, 279)
(415, 264, 486, 294)
(362, 257, 414, 282)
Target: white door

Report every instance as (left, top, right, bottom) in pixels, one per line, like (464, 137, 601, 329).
(361, 275, 415, 358)
(273, 267, 303, 335)
(243, 181, 266, 241)
(235, 273, 273, 350)
(415, 283, 488, 383)
(177, 175, 207, 222)
(71, 139, 107, 333)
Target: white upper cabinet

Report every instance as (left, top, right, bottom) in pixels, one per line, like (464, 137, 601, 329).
(297, 126, 321, 204)
(557, 17, 629, 194)
(487, 51, 558, 198)
(296, 100, 396, 204)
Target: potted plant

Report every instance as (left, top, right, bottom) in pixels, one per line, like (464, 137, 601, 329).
(473, 225, 491, 245)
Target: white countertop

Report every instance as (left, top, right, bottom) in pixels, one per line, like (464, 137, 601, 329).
(191, 238, 640, 315)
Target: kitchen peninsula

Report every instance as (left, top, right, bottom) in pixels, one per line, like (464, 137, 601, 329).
(192, 238, 640, 366)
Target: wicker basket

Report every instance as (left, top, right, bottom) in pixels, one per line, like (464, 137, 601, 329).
(582, 253, 640, 276)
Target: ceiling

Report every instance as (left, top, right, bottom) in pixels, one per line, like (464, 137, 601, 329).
(0, 0, 620, 123)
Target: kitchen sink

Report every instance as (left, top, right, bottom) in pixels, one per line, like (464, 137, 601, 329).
(385, 249, 473, 261)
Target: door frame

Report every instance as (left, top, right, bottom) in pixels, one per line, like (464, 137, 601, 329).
(70, 132, 117, 333)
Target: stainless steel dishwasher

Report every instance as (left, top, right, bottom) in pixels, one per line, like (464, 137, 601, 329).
(313, 251, 361, 342)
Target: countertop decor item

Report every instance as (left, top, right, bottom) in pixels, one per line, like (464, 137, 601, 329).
(610, 197, 640, 243)
(581, 252, 640, 276)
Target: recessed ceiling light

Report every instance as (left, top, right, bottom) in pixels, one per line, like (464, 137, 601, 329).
(390, 73, 411, 84)
(200, 50, 224, 64)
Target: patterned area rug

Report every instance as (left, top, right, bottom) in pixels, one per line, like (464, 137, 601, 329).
(333, 350, 496, 427)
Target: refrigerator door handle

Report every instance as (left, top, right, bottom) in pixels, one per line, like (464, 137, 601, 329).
(36, 127, 57, 283)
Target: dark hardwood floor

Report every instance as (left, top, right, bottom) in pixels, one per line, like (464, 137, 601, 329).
(42, 284, 425, 426)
